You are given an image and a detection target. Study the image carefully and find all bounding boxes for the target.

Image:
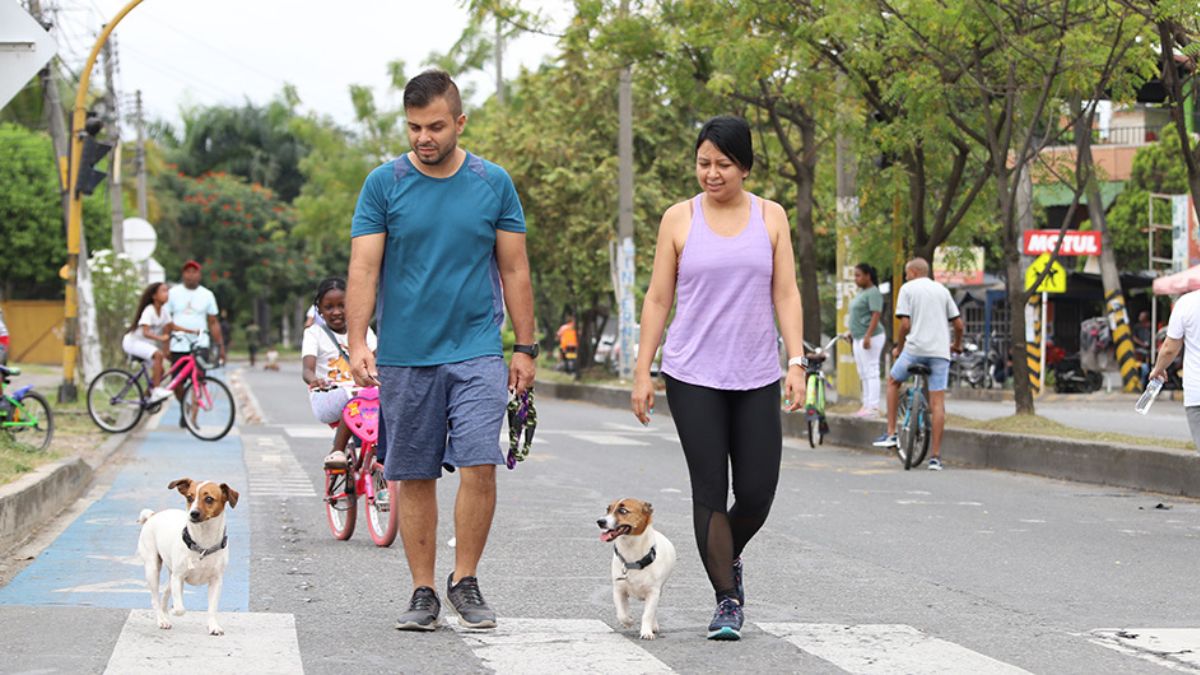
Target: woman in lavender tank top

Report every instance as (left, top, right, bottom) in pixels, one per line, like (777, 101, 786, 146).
(630, 116, 806, 640)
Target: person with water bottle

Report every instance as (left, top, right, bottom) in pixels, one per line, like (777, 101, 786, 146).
(1147, 290, 1200, 449)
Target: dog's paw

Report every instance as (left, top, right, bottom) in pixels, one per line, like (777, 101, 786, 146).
(640, 628, 656, 640)
(171, 607, 186, 616)
(208, 624, 225, 636)
(618, 614, 635, 628)
(157, 617, 172, 630)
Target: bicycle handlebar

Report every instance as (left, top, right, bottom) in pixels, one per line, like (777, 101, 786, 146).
(803, 336, 842, 356)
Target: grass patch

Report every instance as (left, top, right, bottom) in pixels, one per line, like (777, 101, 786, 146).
(0, 395, 106, 486)
(536, 368, 625, 387)
(949, 413, 1194, 451)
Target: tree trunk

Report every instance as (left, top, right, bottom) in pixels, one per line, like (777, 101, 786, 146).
(1072, 97, 1139, 392)
(795, 117, 821, 344)
(999, 161, 1035, 415)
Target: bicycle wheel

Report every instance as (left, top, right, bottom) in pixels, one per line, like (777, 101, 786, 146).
(87, 368, 144, 433)
(911, 404, 932, 468)
(807, 418, 818, 448)
(365, 459, 398, 547)
(891, 391, 908, 467)
(181, 377, 235, 441)
(325, 467, 358, 541)
(5, 391, 54, 452)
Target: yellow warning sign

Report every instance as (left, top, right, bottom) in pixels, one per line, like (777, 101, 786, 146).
(1024, 254, 1067, 294)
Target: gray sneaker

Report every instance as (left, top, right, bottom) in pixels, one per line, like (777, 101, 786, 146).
(447, 573, 497, 629)
(395, 586, 440, 631)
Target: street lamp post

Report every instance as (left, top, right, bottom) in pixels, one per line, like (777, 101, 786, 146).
(60, 0, 145, 402)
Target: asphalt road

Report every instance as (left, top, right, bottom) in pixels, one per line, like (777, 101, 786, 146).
(2, 361, 1199, 673)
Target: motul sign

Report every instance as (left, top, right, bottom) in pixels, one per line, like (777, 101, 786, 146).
(1022, 230, 1102, 256)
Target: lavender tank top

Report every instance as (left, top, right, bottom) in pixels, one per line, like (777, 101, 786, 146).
(661, 195, 781, 390)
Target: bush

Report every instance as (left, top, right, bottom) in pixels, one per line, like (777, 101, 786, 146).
(88, 250, 142, 368)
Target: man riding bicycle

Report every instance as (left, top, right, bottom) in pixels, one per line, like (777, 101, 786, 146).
(166, 261, 225, 428)
(873, 258, 964, 471)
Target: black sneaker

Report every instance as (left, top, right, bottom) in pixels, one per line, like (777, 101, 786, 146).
(395, 586, 440, 631)
(733, 557, 745, 606)
(707, 597, 743, 640)
(446, 573, 497, 629)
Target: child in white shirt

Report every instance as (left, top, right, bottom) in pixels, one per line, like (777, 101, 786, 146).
(302, 277, 377, 469)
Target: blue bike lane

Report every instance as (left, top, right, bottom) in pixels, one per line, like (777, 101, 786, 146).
(0, 406, 250, 610)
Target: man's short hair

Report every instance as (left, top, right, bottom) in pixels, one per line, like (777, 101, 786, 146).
(906, 257, 930, 276)
(403, 69, 463, 117)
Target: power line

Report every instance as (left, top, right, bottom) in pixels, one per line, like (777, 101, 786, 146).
(136, 11, 284, 87)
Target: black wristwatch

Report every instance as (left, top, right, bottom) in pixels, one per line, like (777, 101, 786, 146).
(512, 343, 540, 359)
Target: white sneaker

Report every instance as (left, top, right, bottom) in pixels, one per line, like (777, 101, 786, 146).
(324, 450, 349, 469)
(148, 386, 173, 404)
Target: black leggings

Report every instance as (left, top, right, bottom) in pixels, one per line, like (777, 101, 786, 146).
(664, 374, 782, 599)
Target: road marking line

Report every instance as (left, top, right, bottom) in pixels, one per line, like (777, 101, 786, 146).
(244, 433, 317, 498)
(283, 425, 336, 439)
(104, 609, 302, 674)
(569, 433, 650, 446)
(1089, 628, 1200, 672)
(757, 623, 1032, 674)
(451, 617, 672, 674)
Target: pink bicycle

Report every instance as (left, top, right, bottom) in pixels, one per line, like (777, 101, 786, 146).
(86, 339, 234, 441)
(323, 386, 398, 546)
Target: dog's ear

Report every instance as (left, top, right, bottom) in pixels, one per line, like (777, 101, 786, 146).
(221, 483, 240, 509)
(167, 478, 193, 496)
(642, 502, 653, 516)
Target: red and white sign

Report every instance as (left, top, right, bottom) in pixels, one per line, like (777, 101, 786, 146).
(1022, 230, 1102, 256)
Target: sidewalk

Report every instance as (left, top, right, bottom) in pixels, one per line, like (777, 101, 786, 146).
(537, 378, 1200, 499)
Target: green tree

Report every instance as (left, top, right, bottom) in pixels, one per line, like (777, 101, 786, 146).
(0, 123, 107, 299)
(153, 170, 317, 333)
(169, 88, 309, 202)
(1106, 126, 1191, 269)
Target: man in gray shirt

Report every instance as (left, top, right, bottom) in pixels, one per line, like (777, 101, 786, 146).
(873, 258, 964, 470)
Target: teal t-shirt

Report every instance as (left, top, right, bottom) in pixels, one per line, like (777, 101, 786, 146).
(848, 286, 885, 340)
(350, 152, 526, 366)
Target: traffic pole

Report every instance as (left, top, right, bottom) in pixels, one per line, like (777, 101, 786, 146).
(1040, 291, 1047, 395)
(60, 0, 145, 402)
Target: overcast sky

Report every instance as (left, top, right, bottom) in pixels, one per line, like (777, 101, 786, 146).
(48, 0, 571, 133)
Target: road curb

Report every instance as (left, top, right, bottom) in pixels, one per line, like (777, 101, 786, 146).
(0, 422, 134, 556)
(536, 379, 1200, 498)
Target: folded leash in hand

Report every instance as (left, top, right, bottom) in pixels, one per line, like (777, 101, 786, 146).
(506, 389, 536, 470)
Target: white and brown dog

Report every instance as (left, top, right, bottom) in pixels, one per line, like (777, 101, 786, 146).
(137, 477, 239, 635)
(597, 498, 677, 640)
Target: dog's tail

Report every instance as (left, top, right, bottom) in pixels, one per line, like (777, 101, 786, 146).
(137, 509, 155, 524)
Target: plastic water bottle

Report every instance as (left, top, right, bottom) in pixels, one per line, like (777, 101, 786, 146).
(1135, 378, 1163, 415)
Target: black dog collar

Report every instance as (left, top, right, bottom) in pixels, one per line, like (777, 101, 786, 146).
(614, 544, 657, 571)
(182, 526, 228, 559)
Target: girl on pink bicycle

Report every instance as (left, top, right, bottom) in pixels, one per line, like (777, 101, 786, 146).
(122, 282, 177, 403)
(302, 277, 377, 469)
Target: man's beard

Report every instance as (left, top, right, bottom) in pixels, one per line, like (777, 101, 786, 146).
(415, 140, 456, 167)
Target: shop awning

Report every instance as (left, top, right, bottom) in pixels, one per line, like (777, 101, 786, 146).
(1033, 181, 1126, 209)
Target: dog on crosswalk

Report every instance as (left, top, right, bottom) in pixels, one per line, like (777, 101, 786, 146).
(136, 477, 239, 635)
(597, 498, 677, 640)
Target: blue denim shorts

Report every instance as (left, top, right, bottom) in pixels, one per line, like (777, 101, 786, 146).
(889, 352, 951, 391)
(379, 355, 508, 480)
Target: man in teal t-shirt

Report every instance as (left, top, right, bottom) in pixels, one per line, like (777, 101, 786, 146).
(346, 70, 537, 634)
(847, 263, 886, 416)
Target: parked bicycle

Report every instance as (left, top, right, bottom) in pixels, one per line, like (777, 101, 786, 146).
(323, 386, 397, 546)
(895, 364, 932, 470)
(0, 365, 54, 452)
(86, 333, 235, 441)
(801, 336, 840, 448)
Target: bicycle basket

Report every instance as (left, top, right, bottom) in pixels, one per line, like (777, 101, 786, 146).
(342, 386, 380, 444)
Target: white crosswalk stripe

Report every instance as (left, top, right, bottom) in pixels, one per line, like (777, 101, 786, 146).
(450, 617, 673, 674)
(104, 610, 303, 674)
(757, 623, 1033, 674)
(1089, 628, 1200, 672)
(244, 434, 317, 499)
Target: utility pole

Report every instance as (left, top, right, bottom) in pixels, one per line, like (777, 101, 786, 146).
(494, 15, 504, 105)
(28, 0, 68, 210)
(614, 0, 636, 381)
(102, 32, 125, 252)
(135, 89, 147, 218)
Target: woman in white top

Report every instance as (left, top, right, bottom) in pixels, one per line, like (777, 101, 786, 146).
(122, 282, 175, 398)
(302, 277, 377, 469)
